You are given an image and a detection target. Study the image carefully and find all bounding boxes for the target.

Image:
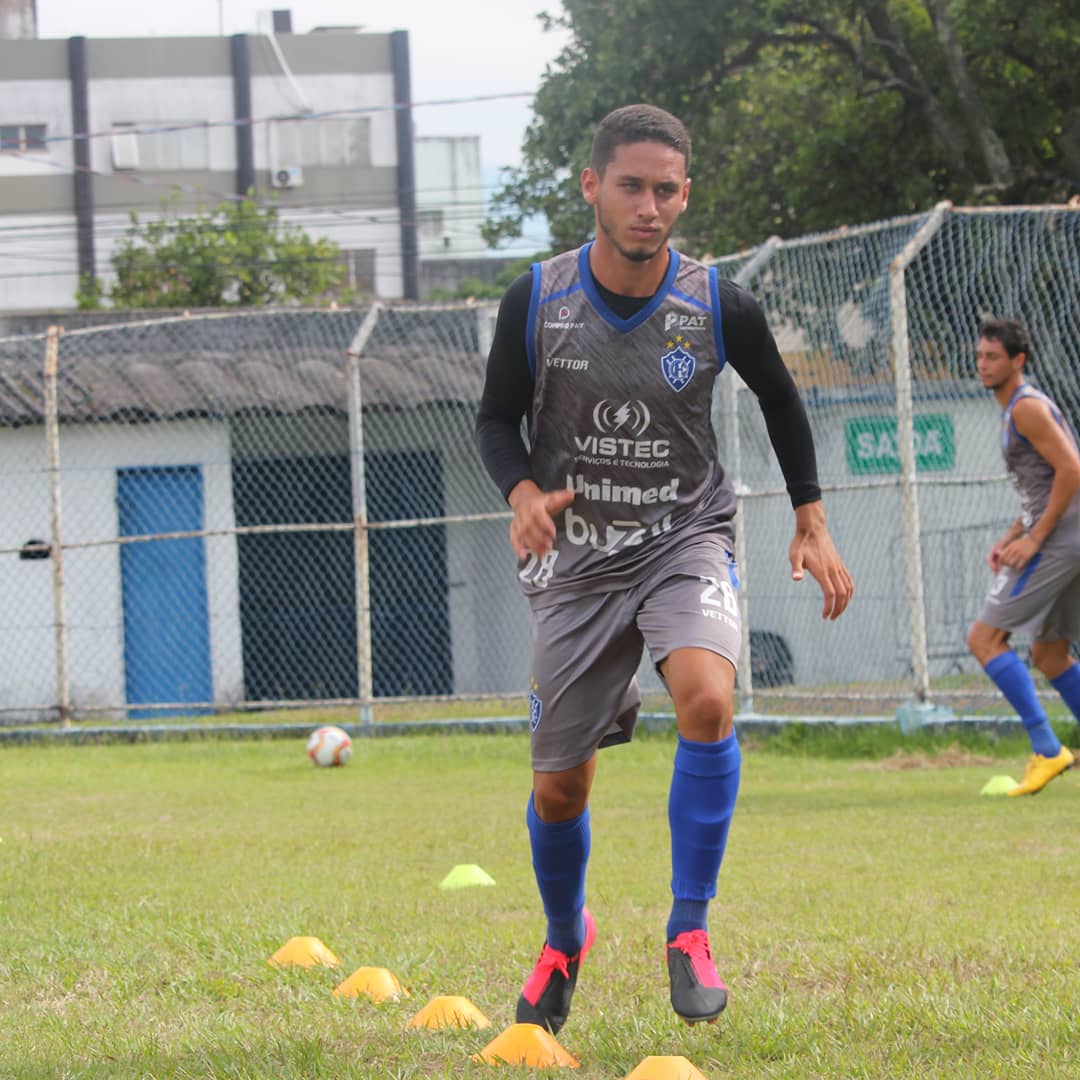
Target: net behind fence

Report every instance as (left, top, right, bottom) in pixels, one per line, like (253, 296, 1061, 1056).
(722, 205, 1079, 711)
(0, 203, 1077, 724)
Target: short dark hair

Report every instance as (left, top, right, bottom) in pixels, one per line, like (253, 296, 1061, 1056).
(590, 104, 691, 176)
(979, 317, 1033, 366)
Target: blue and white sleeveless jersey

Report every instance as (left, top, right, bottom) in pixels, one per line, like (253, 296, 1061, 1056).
(1001, 383, 1080, 554)
(519, 242, 736, 600)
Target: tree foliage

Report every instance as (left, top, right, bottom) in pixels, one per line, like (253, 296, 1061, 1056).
(485, 0, 1080, 256)
(87, 197, 349, 310)
(426, 255, 543, 301)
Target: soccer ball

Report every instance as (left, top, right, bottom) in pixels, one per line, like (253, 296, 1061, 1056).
(306, 725, 353, 767)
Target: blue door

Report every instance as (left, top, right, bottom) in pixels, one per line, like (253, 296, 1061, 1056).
(117, 466, 212, 717)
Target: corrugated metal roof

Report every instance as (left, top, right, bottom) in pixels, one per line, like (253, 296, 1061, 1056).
(0, 308, 488, 426)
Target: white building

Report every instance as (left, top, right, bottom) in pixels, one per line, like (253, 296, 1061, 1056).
(0, 7, 430, 309)
(0, 309, 533, 722)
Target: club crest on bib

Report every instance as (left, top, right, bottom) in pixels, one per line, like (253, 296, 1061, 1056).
(660, 338, 696, 392)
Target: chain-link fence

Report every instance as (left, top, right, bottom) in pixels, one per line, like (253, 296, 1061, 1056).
(713, 203, 1080, 712)
(1, 203, 1077, 725)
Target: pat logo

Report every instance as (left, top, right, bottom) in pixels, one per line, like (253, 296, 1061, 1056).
(558, 306, 570, 320)
(529, 678, 543, 731)
(660, 335, 696, 392)
(664, 312, 707, 333)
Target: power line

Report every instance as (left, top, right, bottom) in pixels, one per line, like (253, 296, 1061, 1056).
(1, 137, 534, 245)
(0, 183, 530, 234)
(0, 203, 527, 245)
(7, 90, 537, 150)
(0, 235, 552, 282)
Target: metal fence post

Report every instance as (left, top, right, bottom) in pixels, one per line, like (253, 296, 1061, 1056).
(888, 201, 952, 702)
(725, 236, 783, 714)
(347, 304, 382, 731)
(43, 327, 71, 727)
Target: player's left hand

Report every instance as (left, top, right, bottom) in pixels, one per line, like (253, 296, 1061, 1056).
(790, 502, 854, 620)
(999, 534, 1039, 570)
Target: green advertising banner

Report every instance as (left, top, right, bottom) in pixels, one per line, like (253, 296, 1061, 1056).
(845, 414, 955, 474)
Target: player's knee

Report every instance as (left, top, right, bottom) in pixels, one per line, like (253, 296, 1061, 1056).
(967, 623, 1000, 664)
(533, 771, 589, 822)
(676, 686, 734, 742)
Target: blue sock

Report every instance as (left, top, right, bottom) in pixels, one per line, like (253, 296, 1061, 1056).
(667, 733, 741, 942)
(984, 651, 1062, 757)
(1050, 662, 1080, 724)
(526, 795, 590, 955)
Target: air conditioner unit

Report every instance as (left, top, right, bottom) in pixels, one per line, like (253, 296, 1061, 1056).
(271, 165, 304, 189)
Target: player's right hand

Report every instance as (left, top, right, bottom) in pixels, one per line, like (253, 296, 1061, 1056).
(508, 481, 574, 560)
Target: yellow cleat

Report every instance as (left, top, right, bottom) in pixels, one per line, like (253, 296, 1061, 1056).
(1007, 746, 1075, 796)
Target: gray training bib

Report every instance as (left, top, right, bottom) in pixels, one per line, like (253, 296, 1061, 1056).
(519, 243, 737, 602)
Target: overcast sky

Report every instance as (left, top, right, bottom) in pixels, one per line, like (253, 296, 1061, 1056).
(34, 0, 569, 176)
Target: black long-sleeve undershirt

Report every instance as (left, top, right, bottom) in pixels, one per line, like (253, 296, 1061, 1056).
(475, 269, 821, 508)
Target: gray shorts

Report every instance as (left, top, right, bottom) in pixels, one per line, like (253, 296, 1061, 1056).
(526, 537, 741, 772)
(978, 549, 1080, 642)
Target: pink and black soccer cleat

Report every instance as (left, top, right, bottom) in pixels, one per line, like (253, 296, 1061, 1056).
(515, 908, 596, 1035)
(666, 929, 728, 1024)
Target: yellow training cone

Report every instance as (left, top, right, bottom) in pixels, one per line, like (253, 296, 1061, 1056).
(333, 966, 409, 1002)
(407, 994, 491, 1030)
(267, 936, 340, 968)
(625, 1055, 708, 1079)
(980, 775, 1018, 796)
(439, 863, 496, 889)
(471, 1022, 579, 1068)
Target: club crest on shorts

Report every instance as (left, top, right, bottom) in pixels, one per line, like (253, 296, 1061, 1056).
(529, 689, 543, 731)
(660, 339, 696, 392)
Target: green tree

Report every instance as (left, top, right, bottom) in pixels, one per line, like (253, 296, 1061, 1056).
(485, 0, 1080, 255)
(100, 196, 350, 309)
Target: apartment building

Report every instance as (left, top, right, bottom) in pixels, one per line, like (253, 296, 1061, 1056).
(0, 6, 451, 310)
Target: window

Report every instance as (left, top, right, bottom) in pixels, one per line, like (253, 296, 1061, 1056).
(269, 117, 371, 168)
(0, 124, 48, 152)
(416, 210, 445, 241)
(341, 248, 376, 294)
(111, 121, 210, 171)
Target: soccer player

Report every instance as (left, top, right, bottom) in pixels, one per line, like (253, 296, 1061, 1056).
(474, 104, 853, 1032)
(967, 317, 1080, 795)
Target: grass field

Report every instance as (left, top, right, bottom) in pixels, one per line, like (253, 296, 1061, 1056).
(1, 725, 1077, 1079)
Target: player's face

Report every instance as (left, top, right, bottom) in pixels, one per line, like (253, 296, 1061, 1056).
(976, 336, 1024, 391)
(582, 141, 690, 263)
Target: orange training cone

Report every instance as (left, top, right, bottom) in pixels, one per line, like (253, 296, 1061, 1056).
(267, 936, 340, 968)
(624, 1056, 709, 1079)
(471, 1022, 579, 1068)
(333, 966, 409, 1002)
(407, 994, 491, 1030)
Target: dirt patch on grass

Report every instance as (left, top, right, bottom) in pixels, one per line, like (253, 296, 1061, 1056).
(855, 746, 997, 771)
